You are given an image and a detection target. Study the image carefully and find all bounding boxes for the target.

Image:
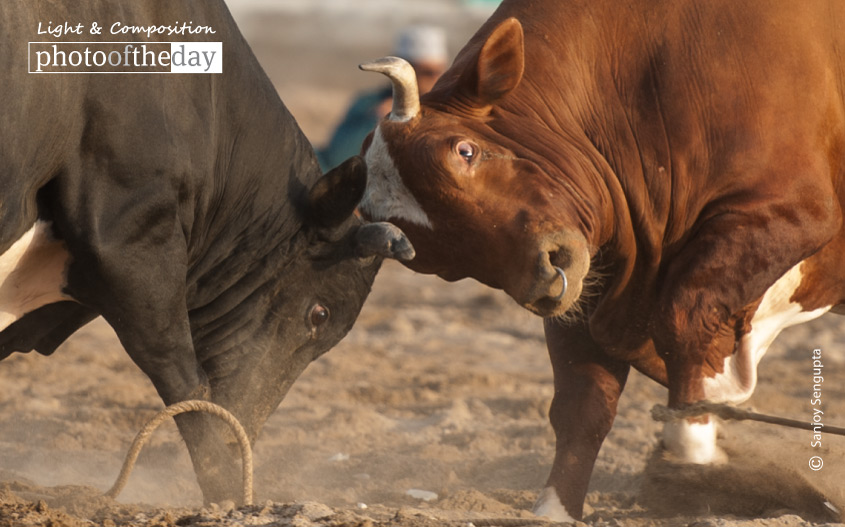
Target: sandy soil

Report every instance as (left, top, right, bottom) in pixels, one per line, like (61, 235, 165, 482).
(2, 2, 845, 526)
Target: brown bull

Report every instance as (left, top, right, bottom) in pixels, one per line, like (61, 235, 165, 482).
(359, 0, 845, 521)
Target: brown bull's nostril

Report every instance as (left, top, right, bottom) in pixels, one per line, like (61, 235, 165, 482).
(548, 249, 573, 270)
(552, 266, 568, 302)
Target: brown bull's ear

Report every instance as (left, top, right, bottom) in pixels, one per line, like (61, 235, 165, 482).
(306, 156, 366, 228)
(474, 17, 524, 104)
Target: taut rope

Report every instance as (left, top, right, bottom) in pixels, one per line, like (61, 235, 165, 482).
(651, 402, 845, 436)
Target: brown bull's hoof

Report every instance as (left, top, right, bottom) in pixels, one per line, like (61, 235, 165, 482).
(639, 443, 842, 522)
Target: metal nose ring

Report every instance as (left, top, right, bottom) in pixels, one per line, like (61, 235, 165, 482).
(552, 267, 567, 302)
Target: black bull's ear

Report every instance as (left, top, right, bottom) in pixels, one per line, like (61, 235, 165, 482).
(306, 156, 415, 262)
(306, 155, 367, 228)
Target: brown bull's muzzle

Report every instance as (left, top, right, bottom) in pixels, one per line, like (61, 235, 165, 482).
(517, 232, 591, 318)
(359, 56, 420, 122)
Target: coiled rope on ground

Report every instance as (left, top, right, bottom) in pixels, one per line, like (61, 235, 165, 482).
(412, 517, 564, 526)
(104, 399, 253, 506)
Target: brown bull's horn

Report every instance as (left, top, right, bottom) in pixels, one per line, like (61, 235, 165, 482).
(553, 267, 568, 302)
(359, 56, 420, 122)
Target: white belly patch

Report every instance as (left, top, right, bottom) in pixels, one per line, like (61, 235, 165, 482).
(703, 261, 831, 404)
(0, 221, 72, 332)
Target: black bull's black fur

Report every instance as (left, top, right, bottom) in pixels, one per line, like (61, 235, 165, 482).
(0, 0, 412, 503)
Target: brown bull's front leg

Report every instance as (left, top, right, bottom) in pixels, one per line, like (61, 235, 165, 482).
(652, 187, 841, 462)
(535, 319, 629, 522)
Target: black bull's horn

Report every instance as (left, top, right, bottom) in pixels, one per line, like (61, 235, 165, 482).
(359, 56, 421, 122)
(355, 222, 416, 261)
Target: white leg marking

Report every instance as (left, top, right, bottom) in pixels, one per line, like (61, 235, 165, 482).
(662, 418, 726, 465)
(0, 221, 72, 331)
(667, 261, 830, 464)
(703, 261, 831, 404)
(533, 487, 576, 522)
(360, 126, 433, 229)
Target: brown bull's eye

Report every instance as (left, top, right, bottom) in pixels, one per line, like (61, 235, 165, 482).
(309, 304, 330, 327)
(455, 141, 477, 163)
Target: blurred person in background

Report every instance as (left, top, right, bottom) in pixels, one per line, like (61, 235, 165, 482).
(317, 24, 448, 171)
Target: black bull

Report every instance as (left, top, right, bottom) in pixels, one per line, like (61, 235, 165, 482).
(0, 0, 413, 503)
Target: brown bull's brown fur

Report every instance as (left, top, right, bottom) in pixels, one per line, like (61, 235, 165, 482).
(361, 0, 845, 520)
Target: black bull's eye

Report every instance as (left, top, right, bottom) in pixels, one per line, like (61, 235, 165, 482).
(309, 304, 330, 328)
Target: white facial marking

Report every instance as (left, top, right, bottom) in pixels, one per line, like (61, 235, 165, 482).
(662, 418, 726, 464)
(360, 126, 433, 229)
(703, 261, 831, 404)
(0, 221, 72, 331)
(533, 487, 576, 523)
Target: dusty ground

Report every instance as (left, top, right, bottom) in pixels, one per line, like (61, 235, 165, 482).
(2, 2, 845, 526)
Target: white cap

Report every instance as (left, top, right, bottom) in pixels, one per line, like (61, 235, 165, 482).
(394, 25, 448, 65)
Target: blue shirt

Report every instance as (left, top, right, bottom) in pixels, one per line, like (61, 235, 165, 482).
(317, 86, 392, 171)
